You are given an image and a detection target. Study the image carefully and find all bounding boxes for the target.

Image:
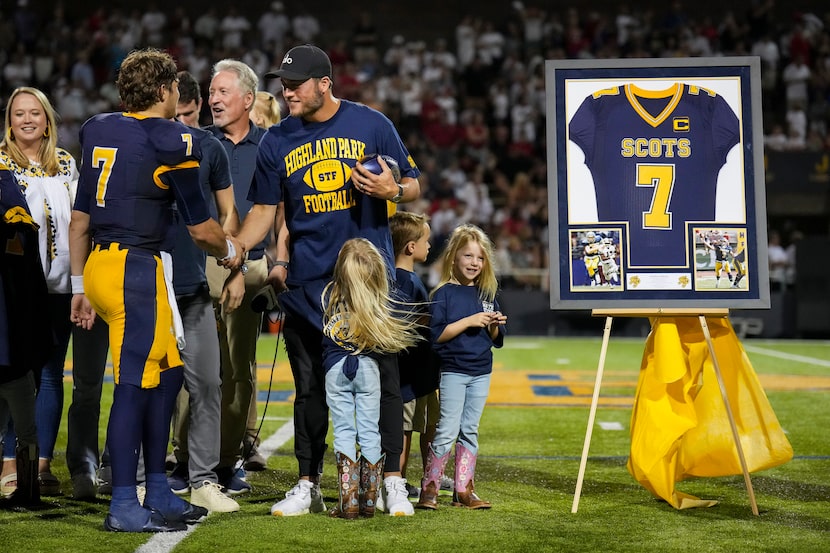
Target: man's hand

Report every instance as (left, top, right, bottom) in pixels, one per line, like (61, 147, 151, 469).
(352, 156, 396, 199)
(265, 263, 288, 293)
(220, 269, 245, 313)
(219, 235, 245, 270)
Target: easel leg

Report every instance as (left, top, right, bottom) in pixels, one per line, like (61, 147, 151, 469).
(698, 315, 760, 516)
(571, 316, 614, 513)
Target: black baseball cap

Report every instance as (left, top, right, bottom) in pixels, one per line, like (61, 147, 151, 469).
(265, 44, 332, 81)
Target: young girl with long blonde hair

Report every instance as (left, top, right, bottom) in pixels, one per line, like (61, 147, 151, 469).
(302, 238, 421, 519)
(416, 224, 507, 510)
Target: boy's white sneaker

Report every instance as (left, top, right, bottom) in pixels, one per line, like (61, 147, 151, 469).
(270, 479, 326, 516)
(379, 476, 415, 516)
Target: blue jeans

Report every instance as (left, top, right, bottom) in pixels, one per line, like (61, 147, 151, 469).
(431, 372, 491, 458)
(325, 356, 381, 463)
(2, 294, 72, 460)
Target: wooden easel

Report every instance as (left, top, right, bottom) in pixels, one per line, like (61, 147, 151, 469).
(570, 308, 759, 516)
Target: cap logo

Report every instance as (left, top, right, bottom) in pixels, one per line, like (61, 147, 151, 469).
(282, 54, 292, 65)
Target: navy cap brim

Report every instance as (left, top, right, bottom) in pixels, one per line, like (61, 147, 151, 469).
(264, 69, 309, 80)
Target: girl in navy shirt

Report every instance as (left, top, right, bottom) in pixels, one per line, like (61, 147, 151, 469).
(417, 224, 506, 510)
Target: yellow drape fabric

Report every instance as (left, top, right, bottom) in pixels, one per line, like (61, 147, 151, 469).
(626, 316, 793, 509)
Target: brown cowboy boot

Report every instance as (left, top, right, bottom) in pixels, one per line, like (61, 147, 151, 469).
(416, 447, 450, 510)
(451, 443, 491, 509)
(329, 452, 360, 519)
(359, 454, 384, 518)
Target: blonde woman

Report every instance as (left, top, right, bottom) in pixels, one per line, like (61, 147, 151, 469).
(249, 90, 282, 128)
(417, 224, 507, 511)
(0, 87, 78, 497)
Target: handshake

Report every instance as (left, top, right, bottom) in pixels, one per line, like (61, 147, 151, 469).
(218, 236, 246, 269)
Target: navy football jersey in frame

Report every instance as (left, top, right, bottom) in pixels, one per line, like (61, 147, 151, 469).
(75, 113, 210, 253)
(569, 83, 740, 268)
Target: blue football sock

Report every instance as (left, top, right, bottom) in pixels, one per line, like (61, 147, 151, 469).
(144, 473, 188, 517)
(109, 485, 151, 530)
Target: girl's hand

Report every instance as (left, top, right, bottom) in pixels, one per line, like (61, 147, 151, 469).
(487, 311, 507, 331)
(467, 312, 494, 329)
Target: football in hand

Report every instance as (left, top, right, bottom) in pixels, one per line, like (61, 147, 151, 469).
(358, 153, 402, 183)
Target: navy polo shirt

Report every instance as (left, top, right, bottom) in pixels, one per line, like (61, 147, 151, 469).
(172, 129, 232, 295)
(206, 121, 268, 259)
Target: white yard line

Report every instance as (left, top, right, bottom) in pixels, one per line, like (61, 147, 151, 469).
(743, 345, 830, 368)
(136, 418, 295, 553)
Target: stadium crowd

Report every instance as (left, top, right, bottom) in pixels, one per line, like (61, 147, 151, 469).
(1, 0, 829, 288)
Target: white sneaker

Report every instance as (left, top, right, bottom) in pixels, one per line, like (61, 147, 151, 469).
(381, 476, 415, 516)
(270, 479, 326, 516)
(191, 481, 240, 513)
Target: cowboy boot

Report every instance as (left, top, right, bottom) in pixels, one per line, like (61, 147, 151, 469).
(359, 454, 384, 518)
(329, 452, 360, 519)
(3, 444, 40, 508)
(451, 443, 491, 509)
(416, 447, 450, 510)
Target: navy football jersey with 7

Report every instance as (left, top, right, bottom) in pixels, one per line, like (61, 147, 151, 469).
(75, 113, 209, 252)
(569, 83, 740, 268)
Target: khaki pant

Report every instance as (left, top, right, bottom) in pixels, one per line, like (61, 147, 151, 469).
(206, 257, 267, 467)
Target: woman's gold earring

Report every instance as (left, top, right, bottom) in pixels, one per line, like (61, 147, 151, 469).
(43, 127, 50, 138)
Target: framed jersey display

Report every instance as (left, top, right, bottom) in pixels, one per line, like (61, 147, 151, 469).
(545, 57, 769, 310)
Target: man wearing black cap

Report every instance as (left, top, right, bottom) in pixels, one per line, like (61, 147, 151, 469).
(225, 44, 422, 517)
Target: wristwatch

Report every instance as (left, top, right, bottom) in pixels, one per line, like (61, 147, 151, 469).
(390, 183, 404, 203)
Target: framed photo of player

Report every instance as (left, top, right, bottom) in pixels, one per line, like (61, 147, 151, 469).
(545, 57, 770, 310)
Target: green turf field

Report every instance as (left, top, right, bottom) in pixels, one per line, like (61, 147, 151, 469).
(1, 335, 828, 552)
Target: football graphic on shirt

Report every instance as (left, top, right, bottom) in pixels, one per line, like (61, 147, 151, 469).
(303, 159, 352, 192)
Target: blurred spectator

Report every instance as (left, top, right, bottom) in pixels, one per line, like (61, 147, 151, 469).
(292, 10, 321, 43)
(768, 229, 790, 291)
(786, 101, 808, 142)
(785, 229, 803, 287)
(258, 2, 290, 53)
(752, 32, 780, 97)
(461, 109, 491, 166)
(351, 11, 379, 67)
(782, 53, 811, 109)
(765, 123, 789, 151)
(13, 0, 39, 53)
(3, 45, 33, 90)
(219, 7, 251, 52)
(455, 16, 477, 68)
(140, 2, 167, 47)
(193, 7, 220, 46)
